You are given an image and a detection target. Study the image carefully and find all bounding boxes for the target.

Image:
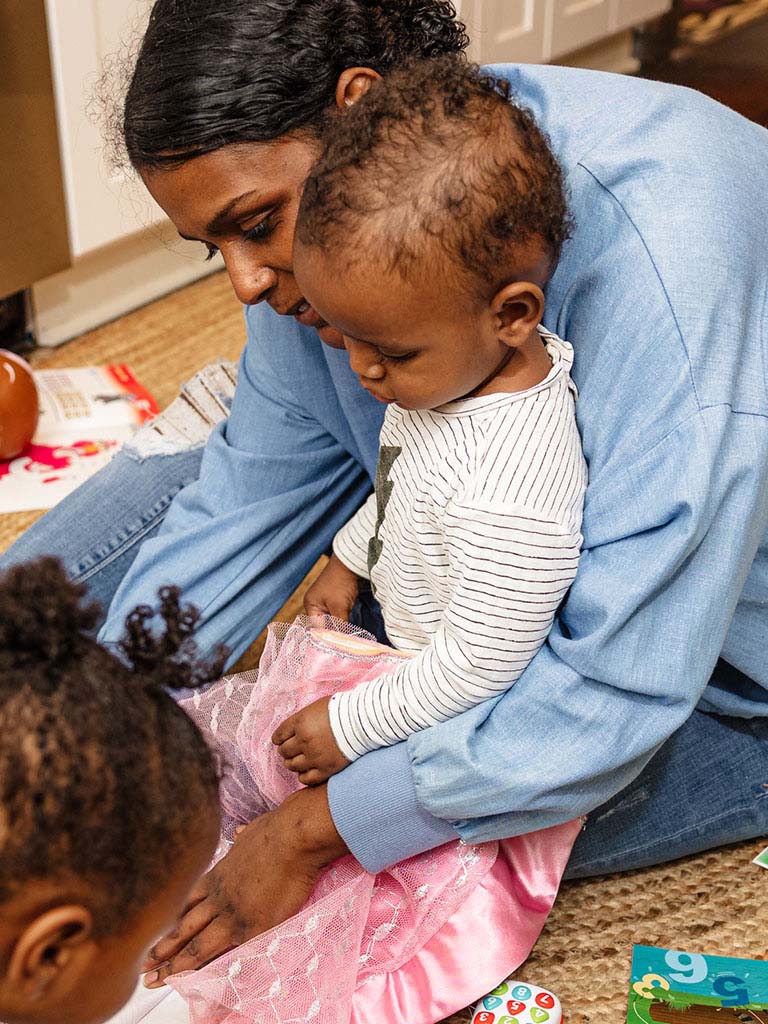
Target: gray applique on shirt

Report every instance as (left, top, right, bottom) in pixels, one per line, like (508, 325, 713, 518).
(367, 444, 402, 582)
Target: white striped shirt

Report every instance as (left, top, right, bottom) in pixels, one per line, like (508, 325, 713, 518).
(330, 329, 587, 761)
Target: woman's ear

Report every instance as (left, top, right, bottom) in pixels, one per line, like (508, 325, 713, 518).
(491, 282, 546, 349)
(335, 67, 381, 110)
(7, 906, 93, 1000)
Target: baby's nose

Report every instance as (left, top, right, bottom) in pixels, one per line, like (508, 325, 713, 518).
(345, 338, 385, 379)
(361, 362, 385, 380)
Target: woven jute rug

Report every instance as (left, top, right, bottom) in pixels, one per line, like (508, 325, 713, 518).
(3, 271, 765, 1023)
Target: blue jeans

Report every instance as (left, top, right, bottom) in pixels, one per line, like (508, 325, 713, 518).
(4, 442, 767, 878)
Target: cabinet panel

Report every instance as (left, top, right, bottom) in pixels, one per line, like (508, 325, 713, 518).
(44, 0, 160, 257)
(610, 0, 671, 32)
(0, 0, 70, 297)
(475, 0, 548, 64)
(549, 0, 612, 58)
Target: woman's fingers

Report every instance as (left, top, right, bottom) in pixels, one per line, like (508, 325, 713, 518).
(144, 918, 238, 988)
(298, 768, 329, 786)
(142, 897, 218, 975)
(285, 754, 311, 773)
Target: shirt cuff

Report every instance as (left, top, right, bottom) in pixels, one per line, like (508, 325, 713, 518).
(327, 740, 460, 872)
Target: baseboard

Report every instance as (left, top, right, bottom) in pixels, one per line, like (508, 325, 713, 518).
(31, 220, 221, 347)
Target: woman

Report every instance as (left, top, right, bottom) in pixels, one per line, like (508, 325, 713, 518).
(5, 0, 768, 988)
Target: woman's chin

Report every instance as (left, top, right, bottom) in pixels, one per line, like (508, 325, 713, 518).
(315, 324, 345, 349)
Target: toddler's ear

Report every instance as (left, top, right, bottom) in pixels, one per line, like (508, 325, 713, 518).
(7, 905, 93, 1000)
(491, 282, 545, 349)
(335, 67, 381, 110)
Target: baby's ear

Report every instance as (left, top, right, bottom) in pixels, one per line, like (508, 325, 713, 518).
(7, 905, 94, 1000)
(491, 282, 545, 349)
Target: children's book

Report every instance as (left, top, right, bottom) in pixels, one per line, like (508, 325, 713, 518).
(627, 944, 768, 1023)
(0, 365, 158, 513)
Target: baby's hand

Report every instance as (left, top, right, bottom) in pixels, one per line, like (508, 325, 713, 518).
(304, 554, 360, 620)
(272, 697, 350, 785)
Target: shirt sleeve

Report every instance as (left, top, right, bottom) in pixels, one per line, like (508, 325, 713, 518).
(329, 505, 581, 760)
(332, 492, 377, 579)
(329, 407, 768, 864)
(98, 305, 372, 665)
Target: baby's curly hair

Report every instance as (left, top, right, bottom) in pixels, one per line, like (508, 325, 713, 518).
(298, 56, 573, 300)
(0, 558, 224, 934)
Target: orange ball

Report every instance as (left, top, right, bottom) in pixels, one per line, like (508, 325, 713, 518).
(0, 349, 39, 460)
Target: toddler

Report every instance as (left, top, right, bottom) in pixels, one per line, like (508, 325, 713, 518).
(275, 56, 587, 782)
(0, 558, 222, 1024)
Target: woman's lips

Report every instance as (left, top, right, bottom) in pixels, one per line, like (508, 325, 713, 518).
(293, 302, 326, 329)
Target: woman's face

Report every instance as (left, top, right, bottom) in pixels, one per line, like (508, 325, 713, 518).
(141, 138, 345, 348)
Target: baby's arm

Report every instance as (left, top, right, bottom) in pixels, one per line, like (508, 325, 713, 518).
(273, 493, 377, 785)
(302, 492, 377, 619)
(329, 502, 582, 759)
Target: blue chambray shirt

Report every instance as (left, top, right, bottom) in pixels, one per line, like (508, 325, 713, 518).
(101, 65, 768, 871)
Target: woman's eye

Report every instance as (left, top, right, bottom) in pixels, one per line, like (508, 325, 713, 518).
(242, 216, 276, 243)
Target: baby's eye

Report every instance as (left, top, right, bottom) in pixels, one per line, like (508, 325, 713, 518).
(204, 243, 220, 262)
(378, 351, 414, 365)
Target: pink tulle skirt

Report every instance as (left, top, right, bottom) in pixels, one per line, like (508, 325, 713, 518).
(172, 618, 579, 1024)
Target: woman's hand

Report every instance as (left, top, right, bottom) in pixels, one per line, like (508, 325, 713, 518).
(142, 785, 348, 988)
(273, 696, 350, 785)
(304, 554, 360, 620)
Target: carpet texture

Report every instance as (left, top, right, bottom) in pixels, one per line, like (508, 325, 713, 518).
(2, 270, 765, 1023)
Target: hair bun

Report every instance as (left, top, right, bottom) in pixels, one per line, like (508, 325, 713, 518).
(0, 557, 100, 673)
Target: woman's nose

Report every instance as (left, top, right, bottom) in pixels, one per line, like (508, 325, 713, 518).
(344, 338, 385, 379)
(222, 248, 278, 306)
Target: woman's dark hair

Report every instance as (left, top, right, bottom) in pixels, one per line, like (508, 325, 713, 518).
(0, 557, 224, 933)
(123, 0, 469, 169)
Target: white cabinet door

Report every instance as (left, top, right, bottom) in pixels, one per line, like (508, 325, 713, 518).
(461, 0, 548, 64)
(44, 0, 161, 257)
(610, 0, 671, 32)
(548, 0, 612, 59)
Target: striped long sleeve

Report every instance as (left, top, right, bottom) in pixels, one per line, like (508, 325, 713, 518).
(330, 503, 581, 758)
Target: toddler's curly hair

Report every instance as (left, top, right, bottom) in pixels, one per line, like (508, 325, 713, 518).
(0, 557, 224, 933)
(298, 56, 573, 300)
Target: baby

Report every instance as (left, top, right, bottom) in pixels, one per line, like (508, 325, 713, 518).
(0, 558, 222, 1024)
(274, 56, 587, 782)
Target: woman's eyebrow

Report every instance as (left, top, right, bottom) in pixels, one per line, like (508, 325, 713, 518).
(205, 190, 270, 235)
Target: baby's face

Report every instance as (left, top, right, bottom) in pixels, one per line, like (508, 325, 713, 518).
(294, 243, 509, 410)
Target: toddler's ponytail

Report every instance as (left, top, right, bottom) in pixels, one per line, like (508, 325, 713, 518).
(120, 585, 228, 693)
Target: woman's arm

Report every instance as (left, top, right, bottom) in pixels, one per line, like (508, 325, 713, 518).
(143, 785, 347, 988)
(99, 304, 374, 664)
(328, 408, 768, 869)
